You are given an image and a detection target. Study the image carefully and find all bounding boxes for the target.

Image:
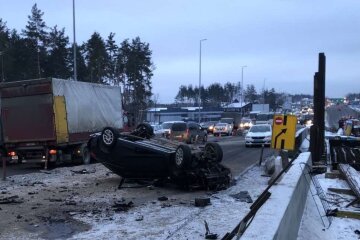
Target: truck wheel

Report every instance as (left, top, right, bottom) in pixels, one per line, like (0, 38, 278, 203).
(204, 142, 223, 163)
(101, 127, 118, 149)
(174, 144, 192, 169)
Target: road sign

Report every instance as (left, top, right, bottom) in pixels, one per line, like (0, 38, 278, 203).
(271, 114, 297, 150)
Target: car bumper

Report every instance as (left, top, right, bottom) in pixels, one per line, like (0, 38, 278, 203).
(245, 139, 271, 146)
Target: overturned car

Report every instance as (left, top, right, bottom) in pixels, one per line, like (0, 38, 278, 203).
(88, 124, 231, 190)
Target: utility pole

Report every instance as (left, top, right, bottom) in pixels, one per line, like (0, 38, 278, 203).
(240, 65, 247, 115)
(0, 51, 4, 82)
(73, 0, 77, 81)
(198, 38, 207, 123)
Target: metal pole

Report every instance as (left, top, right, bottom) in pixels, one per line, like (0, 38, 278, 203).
(198, 39, 207, 123)
(240, 66, 247, 115)
(0, 52, 4, 82)
(73, 0, 77, 81)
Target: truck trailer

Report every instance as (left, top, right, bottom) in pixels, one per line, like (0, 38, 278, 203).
(0, 78, 123, 166)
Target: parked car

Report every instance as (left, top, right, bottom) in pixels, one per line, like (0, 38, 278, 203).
(151, 124, 164, 136)
(161, 121, 184, 138)
(213, 123, 233, 136)
(170, 122, 207, 144)
(245, 124, 272, 147)
(87, 124, 231, 190)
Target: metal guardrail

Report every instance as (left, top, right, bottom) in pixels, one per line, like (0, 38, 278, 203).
(328, 136, 360, 170)
(288, 127, 309, 158)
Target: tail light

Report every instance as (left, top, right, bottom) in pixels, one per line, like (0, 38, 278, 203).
(49, 149, 57, 155)
(8, 151, 16, 157)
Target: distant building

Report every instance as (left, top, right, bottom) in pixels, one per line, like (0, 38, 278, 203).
(144, 107, 223, 123)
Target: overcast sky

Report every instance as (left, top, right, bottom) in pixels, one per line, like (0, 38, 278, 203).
(1, 0, 359, 103)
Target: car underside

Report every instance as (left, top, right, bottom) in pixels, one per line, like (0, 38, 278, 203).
(88, 123, 232, 190)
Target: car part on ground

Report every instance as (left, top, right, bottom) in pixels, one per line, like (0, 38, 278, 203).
(88, 123, 231, 190)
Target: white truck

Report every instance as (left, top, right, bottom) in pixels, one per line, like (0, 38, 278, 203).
(0, 78, 123, 166)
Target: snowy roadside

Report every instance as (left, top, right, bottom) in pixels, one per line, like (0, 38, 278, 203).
(298, 172, 360, 240)
(0, 163, 270, 240)
(3, 155, 359, 240)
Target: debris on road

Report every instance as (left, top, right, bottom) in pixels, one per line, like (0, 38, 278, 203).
(112, 201, 134, 212)
(229, 191, 253, 203)
(195, 197, 211, 207)
(71, 169, 95, 174)
(158, 196, 168, 201)
(0, 195, 23, 204)
(204, 220, 218, 239)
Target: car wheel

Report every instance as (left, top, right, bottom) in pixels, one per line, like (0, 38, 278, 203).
(190, 136, 195, 144)
(174, 144, 192, 169)
(101, 127, 119, 149)
(203, 134, 208, 143)
(204, 142, 223, 163)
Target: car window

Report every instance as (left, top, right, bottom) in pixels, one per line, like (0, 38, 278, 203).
(188, 123, 199, 130)
(161, 122, 173, 129)
(250, 125, 271, 132)
(171, 123, 187, 131)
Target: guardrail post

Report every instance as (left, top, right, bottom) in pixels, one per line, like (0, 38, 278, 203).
(280, 150, 289, 168)
(258, 144, 264, 166)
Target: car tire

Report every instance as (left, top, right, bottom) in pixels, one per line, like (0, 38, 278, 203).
(100, 127, 119, 150)
(204, 142, 223, 163)
(174, 144, 192, 169)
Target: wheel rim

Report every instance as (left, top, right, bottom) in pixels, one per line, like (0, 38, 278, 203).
(205, 145, 217, 161)
(175, 148, 184, 166)
(103, 129, 114, 145)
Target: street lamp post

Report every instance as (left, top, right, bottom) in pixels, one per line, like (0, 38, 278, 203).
(240, 65, 247, 115)
(73, 0, 77, 81)
(0, 51, 5, 82)
(199, 38, 207, 123)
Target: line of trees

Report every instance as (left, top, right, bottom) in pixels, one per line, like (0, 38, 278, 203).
(175, 82, 291, 110)
(0, 4, 154, 122)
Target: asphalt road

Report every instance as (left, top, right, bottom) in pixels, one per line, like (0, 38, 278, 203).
(1, 135, 273, 179)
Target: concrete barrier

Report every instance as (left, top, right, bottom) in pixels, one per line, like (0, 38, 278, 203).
(242, 152, 312, 240)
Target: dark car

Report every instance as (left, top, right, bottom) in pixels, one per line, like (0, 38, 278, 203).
(201, 121, 218, 134)
(87, 124, 231, 190)
(170, 122, 207, 144)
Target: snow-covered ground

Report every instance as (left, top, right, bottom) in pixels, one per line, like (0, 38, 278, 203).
(298, 172, 360, 240)
(1, 158, 359, 239)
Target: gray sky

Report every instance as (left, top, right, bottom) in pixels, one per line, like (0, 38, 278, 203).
(1, 0, 359, 103)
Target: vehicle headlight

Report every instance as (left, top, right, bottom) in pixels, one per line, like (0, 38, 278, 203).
(265, 136, 271, 140)
(245, 136, 251, 140)
(240, 123, 244, 128)
(209, 126, 213, 130)
(249, 123, 253, 127)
